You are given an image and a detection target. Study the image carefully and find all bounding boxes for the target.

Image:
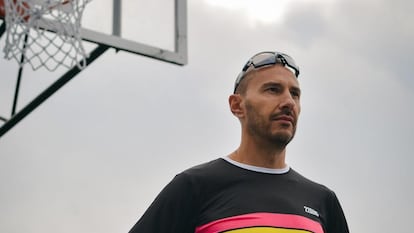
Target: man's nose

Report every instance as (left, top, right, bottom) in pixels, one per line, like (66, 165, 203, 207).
(279, 91, 295, 110)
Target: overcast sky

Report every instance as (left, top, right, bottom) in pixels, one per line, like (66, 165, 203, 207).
(1, 0, 413, 233)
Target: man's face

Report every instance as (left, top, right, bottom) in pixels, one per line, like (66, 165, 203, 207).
(241, 65, 301, 146)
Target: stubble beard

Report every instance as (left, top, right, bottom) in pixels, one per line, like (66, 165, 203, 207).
(245, 101, 296, 148)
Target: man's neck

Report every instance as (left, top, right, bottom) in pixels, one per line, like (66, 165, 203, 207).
(229, 137, 287, 169)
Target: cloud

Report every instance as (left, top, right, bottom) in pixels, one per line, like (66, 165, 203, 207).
(0, 0, 413, 233)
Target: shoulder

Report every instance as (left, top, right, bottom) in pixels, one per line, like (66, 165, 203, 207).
(288, 168, 336, 198)
(180, 158, 230, 178)
(173, 158, 237, 196)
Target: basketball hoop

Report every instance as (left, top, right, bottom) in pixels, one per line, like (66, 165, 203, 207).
(0, 0, 90, 71)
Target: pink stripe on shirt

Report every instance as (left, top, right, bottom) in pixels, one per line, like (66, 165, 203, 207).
(195, 212, 324, 233)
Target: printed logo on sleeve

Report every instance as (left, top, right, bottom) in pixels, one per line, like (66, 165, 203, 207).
(303, 206, 319, 218)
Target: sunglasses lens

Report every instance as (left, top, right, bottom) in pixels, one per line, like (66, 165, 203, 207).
(279, 53, 299, 76)
(251, 52, 276, 68)
(249, 52, 299, 77)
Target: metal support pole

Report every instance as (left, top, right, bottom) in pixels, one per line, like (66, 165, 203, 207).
(0, 20, 5, 38)
(12, 34, 29, 116)
(0, 116, 7, 122)
(0, 45, 110, 138)
(113, 0, 121, 36)
(175, 0, 187, 64)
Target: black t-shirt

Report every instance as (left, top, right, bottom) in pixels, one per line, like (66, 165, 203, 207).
(129, 158, 349, 233)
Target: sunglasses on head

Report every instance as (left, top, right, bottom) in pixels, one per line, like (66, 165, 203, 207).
(234, 51, 300, 93)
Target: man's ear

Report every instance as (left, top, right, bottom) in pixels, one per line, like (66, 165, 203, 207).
(229, 94, 244, 118)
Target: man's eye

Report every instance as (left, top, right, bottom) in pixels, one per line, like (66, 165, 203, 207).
(291, 91, 301, 98)
(267, 87, 280, 93)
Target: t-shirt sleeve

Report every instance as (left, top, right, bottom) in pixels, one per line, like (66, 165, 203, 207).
(325, 190, 350, 233)
(128, 173, 197, 233)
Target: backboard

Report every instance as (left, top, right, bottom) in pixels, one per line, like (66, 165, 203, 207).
(80, 0, 187, 65)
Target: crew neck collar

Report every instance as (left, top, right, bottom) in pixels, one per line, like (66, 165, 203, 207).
(222, 156, 290, 174)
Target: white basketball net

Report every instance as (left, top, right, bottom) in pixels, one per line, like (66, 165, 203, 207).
(2, 0, 90, 71)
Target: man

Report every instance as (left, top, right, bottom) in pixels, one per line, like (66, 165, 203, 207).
(129, 51, 349, 233)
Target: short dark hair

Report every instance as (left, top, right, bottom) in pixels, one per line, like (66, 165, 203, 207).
(234, 70, 255, 95)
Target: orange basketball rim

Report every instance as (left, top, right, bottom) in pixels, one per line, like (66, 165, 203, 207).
(0, 0, 31, 21)
(0, 0, 5, 18)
